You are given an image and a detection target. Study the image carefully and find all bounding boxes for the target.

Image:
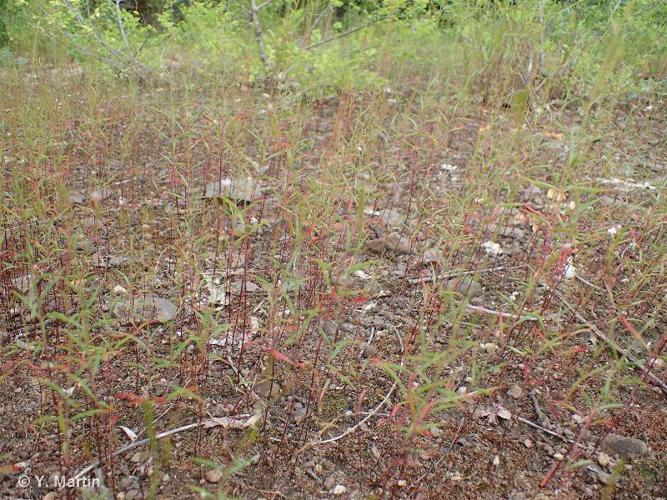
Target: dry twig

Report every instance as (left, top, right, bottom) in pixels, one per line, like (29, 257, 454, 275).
(300, 324, 405, 451)
(72, 414, 258, 481)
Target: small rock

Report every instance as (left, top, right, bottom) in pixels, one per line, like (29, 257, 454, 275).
(254, 378, 282, 401)
(324, 475, 337, 490)
(521, 185, 543, 201)
(130, 452, 141, 463)
(523, 438, 534, 448)
(113, 294, 177, 324)
(376, 208, 405, 228)
(43, 493, 57, 500)
(10, 275, 32, 294)
(480, 342, 499, 354)
(496, 407, 512, 421)
(205, 176, 262, 204)
(445, 278, 482, 298)
(89, 189, 112, 204)
(649, 357, 664, 369)
(366, 232, 412, 255)
(361, 344, 378, 358)
(599, 195, 626, 207)
(93, 253, 129, 268)
(597, 452, 611, 467)
(508, 384, 523, 399)
(332, 485, 347, 495)
(397, 479, 407, 487)
(553, 453, 564, 460)
(113, 285, 128, 295)
(421, 248, 442, 265)
(125, 490, 141, 500)
(118, 476, 135, 489)
(68, 191, 86, 204)
(232, 281, 260, 293)
(601, 433, 648, 458)
(594, 467, 613, 485)
(353, 269, 371, 280)
(74, 237, 94, 253)
(488, 223, 526, 239)
(482, 240, 502, 256)
(291, 401, 307, 422)
(206, 469, 224, 483)
(492, 455, 500, 466)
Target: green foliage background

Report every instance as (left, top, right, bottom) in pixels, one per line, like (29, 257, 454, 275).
(0, 0, 665, 96)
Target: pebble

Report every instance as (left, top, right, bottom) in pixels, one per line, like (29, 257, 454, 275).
(204, 177, 262, 203)
(508, 384, 523, 399)
(69, 191, 86, 204)
(376, 208, 405, 228)
(362, 344, 378, 358)
(522, 185, 543, 201)
(480, 342, 499, 354)
(595, 468, 612, 485)
(332, 484, 347, 495)
(422, 248, 442, 265)
(601, 433, 648, 458)
(523, 438, 534, 448)
(445, 278, 482, 298)
(75, 238, 94, 253)
(119, 476, 135, 489)
(113, 294, 178, 323)
(206, 469, 224, 483)
(597, 452, 611, 467)
(366, 232, 412, 255)
(487, 223, 526, 239)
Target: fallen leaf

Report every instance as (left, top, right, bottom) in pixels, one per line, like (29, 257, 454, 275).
(118, 425, 138, 442)
(547, 188, 567, 202)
